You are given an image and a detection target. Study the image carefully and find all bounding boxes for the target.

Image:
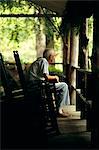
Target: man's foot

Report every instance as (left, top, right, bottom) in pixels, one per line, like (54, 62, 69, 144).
(58, 109, 72, 117)
(58, 112, 70, 117)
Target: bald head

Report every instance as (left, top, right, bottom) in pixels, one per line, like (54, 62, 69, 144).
(43, 48, 56, 64)
(43, 48, 55, 60)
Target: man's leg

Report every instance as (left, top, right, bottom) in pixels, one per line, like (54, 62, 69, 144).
(55, 82, 70, 116)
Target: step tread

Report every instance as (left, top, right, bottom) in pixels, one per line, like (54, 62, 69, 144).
(63, 105, 76, 112)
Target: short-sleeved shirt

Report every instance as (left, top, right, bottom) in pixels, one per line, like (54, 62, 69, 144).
(26, 57, 49, 82)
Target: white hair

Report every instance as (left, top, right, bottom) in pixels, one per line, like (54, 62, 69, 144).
(43, 48, 55, 60)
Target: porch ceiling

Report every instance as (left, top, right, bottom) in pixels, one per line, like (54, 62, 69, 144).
(31, 0, 68, 16)
(31, 0, 94, 18)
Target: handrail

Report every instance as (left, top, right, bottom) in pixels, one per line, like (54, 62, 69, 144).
(71, 85, 91, 106)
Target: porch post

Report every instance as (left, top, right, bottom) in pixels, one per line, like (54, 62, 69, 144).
(69, 27, 79, 105)
(91, 3, 99, 147)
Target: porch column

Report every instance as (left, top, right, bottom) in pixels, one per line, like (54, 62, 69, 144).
(69, 27, 79, 105)
(63, 28, 71, 81)
(91, 3, 99, 148)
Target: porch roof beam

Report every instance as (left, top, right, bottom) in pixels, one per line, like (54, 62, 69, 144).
(0, 14, 61, 18)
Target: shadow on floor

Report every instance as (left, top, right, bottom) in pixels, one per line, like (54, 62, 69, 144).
(48, 117, 91, 148)
(48, 131, 91, 148)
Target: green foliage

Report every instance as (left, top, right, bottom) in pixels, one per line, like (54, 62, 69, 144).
(86, 15, 93, 69)
(0, 0, 63, 65)
(49, 65, 62, 75)
(0, 1, 38, 62)
(87, 16, 93, 56)
(0, 16, 37, 62)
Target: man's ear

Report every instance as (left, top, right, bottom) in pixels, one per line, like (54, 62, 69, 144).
(48, 55, 53, 63)
(49, 55, 53, 63)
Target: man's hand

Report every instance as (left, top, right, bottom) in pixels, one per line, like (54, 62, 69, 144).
(55, 75, 59, 82)
(45, 74, 59, 83)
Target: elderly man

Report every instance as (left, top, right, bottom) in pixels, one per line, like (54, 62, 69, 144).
(26, 48, 70, 117)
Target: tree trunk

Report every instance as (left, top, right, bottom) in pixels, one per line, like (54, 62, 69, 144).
(36, 11, 46, 58)
(46, 34, 54, 48)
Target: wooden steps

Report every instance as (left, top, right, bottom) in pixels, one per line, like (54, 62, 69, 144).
(62, 105, 81, 119)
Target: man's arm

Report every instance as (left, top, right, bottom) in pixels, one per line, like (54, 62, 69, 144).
(44, 73, 59, 83)
(41, 58, 59, 82)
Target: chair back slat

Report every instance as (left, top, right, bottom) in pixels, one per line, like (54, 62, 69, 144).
(0, 53, 12, 99)
(13, 51, 27, 96)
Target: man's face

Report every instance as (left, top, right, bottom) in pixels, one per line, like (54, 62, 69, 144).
(48, 54, 55, 64)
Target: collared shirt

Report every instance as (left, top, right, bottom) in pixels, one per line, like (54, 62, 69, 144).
(26, 57, 49, 82)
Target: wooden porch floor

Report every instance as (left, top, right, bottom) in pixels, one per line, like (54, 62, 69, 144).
(48, 110, 91, 149)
